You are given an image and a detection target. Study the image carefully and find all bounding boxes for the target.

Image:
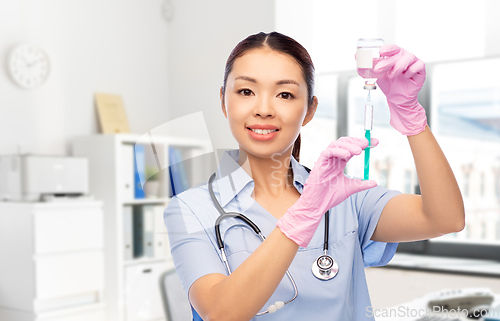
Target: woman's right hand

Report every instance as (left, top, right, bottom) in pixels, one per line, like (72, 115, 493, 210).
(276, 136, 378, 247)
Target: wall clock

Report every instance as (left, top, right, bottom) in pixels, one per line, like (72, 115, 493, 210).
(8, 43, 50, 89)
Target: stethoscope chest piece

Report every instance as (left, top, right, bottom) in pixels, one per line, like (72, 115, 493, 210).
(312, 254, 338, 280)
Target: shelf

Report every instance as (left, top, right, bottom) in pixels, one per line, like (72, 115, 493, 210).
(77, 133, 210, 148)
(122, 197, 171, 205)
(38, 302, 106, 319)
(72, 133, 211, 321)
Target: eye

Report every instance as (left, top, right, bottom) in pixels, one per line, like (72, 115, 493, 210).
(279, 92, 295, 100)
(237, 88, 253, 96)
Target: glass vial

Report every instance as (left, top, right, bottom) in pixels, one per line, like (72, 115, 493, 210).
(356, 38, 384, 90)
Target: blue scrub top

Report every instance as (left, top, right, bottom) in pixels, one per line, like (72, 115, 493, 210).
(163, 149, 401, 320)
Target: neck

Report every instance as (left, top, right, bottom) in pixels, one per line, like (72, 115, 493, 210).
(237, 147, 295, 198)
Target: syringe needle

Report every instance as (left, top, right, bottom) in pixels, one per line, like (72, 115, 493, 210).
(367, 89, 371, 103)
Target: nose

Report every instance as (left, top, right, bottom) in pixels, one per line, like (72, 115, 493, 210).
(253, 95, 275, 118)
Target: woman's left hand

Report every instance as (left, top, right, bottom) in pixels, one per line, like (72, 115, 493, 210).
(373, 44, 428, 136)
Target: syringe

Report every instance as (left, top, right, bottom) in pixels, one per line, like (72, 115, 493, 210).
(357, 38, 383, 180)
(364, 90, 373, 180)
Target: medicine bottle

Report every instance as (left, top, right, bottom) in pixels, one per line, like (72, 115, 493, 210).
(356, 38, 384, 90)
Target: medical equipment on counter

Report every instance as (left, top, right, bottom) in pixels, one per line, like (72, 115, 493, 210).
(375, 287, 498, 321)
(208, 165, 338, 316)
(0, 155, 89, 202)
(356, 38, 384, 180)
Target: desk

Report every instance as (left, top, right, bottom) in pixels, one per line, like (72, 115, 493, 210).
(0, 201, 105, 321)
(366, 253, 500, 314)
(386, 253, 500, 278)
(373, 294, 500, 321)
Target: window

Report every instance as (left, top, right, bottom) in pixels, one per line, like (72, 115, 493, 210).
(276, 0, 500, 261)
(463, 171, 470, 198)
(306, 63, 500, 260)
(481, 172, 485, 197)
(404, 170, 412, 194)
(495, 171, 500, 201)
(431, 58, 500, 244)
(498, 221, 500, 242)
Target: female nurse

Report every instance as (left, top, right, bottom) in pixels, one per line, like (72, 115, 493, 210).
(163, 31, 465, 321)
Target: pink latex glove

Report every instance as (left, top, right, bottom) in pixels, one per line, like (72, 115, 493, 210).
(371, 45, 428, 136)
(276, 137, 379, 248)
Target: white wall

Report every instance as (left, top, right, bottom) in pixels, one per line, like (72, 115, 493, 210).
(166, 0, 275, 153)
(0, 0, 169, 156)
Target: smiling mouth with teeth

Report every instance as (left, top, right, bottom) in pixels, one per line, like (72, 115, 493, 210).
(248, 128, 279, 134)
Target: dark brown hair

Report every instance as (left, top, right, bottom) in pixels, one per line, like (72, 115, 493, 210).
(221, 31, 315, 163)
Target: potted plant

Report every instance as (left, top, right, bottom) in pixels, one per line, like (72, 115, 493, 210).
(144, 166, 161, 198)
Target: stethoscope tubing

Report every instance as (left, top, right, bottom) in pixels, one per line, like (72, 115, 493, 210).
(208, 172, 298, 315)
(207, 167, 337, 314)
(208, 171, 330, 252)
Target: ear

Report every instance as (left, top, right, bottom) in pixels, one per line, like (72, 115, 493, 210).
(220, 86, 227, 118)
(302, 96, 318, 126)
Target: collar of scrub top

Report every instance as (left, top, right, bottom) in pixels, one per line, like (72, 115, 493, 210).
(215, 149, 310, 208)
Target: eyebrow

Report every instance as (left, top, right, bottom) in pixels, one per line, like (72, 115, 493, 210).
(234, 76, 300, 86)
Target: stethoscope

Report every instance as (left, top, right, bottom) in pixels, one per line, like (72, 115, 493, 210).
(208, 166, 338, 315)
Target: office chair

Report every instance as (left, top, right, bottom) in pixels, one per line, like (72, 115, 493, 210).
(159, 267, 203, 321)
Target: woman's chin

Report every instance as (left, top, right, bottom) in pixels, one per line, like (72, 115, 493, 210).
(238, 143, 294, 161)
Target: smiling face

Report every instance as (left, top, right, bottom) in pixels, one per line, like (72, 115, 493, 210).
(220, 48, 317, 160)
